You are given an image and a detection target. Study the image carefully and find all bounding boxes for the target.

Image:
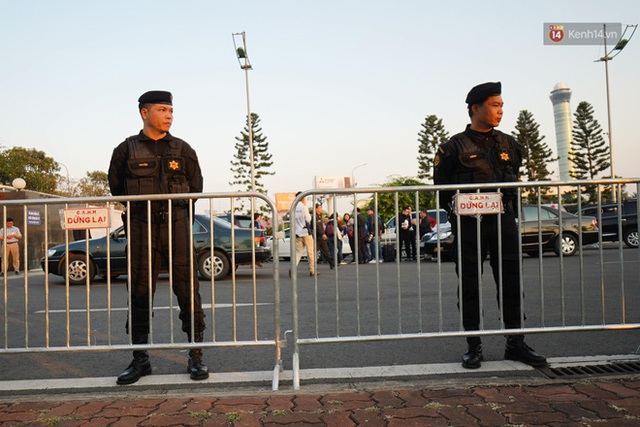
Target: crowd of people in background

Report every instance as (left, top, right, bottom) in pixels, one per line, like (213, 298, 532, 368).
(283, 202, 437, 267)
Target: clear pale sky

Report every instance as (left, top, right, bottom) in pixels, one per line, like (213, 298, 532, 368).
(1, 1, 638, 204)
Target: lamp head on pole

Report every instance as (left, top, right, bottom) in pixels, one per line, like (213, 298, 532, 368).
(614, 38, 629, 51)
(12, 178, 26, 191)
(232, 32, 253, 70)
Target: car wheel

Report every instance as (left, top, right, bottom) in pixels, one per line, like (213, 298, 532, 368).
(555, 233, 577, 257)
(63, 253, 95, 285)
(198, 249, 230, 281)
(623, 228, 638, 248)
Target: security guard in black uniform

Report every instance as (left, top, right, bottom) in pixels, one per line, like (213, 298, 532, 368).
(108, 90, 208, 384)
(433, 82, 546, 369)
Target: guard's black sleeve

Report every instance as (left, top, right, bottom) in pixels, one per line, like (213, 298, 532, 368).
(433, 144, 457, 213)
(180, 141, 204, 194)
(108, 140, 129, 196)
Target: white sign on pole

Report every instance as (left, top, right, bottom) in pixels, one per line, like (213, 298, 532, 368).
(314, 176, 351, 189)
(61, 207, 111, 230)
(455, 192, 503, 216)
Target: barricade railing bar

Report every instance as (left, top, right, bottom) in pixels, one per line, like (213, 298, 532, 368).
(289, 179, 640, 389)
(0, 191, 284, 390)
(0, 180, 639, 391)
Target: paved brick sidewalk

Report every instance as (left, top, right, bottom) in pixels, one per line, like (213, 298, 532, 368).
(1, 377, 640, 426)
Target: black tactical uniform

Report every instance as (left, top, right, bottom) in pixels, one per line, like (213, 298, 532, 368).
(433, 81, 546, 370)
(108, 90, 208, 384)
(434, 125, 522, 330)
(109, 131, 205, 336)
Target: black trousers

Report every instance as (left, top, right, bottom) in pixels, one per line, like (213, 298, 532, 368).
(452, 213, 522, 332)
(127, 209, 205, 339)
(316, 237, 335, 267)
(399, 231, 416, 259)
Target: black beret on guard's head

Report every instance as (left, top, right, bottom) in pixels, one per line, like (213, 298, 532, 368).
(465, 82, 501, 106)
(138, 90, 173, 109)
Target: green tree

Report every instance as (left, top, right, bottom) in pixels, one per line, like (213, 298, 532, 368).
(75, 171, 110, 197)
(570, 101, 610, 202)
(372, 175, 431, 222)
(230, 113, 275, 211)
(417, 115, 449, 182)
(512, 110, 556, 203)
(0, 147, 59, 193)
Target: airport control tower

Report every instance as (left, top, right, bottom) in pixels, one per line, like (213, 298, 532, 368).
(549, 83, 574, 180)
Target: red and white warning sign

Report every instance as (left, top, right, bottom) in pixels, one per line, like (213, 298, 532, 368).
(455, 192, 503, 216)
(61, 207, 111, 230)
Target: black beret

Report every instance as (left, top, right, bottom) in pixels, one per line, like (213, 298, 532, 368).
(465, 82, 501, 106)
(138, 90, 173, 107)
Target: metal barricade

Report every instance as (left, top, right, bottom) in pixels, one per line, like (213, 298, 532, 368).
(290, 179, 640, 389)
(0, 192, 284, 390)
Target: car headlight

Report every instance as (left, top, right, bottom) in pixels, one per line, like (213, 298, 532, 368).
(47, 249, 59, 257)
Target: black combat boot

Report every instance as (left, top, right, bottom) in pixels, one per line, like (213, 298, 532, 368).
(117, 350, 152, 385)
(187, 348, 209, 380)
(462, 337, 483, 369)
(187, 332, 209, 380)
(117, 334, 152, 385)
(504, 335, 547, 367)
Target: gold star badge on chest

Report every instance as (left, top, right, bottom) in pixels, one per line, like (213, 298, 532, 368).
(168, 160, 180, 170)
(500, 152, 510, 161)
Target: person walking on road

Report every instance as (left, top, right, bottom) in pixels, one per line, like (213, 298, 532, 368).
(292, 192, 316, 276)
(312, 203, 335, 269)
(433, 81, 546, 370)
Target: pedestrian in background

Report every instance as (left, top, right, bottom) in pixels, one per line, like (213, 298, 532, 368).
(313, 203, 335, 269)
(293, 192, 315, 276)
(253, 212, 263, 229)
(366, 207, 385, 263)
(398, 207, 416, 261)
(326, 213, 345, 265)
(343, 213, 356, 264)
(0, 218, 22, 275)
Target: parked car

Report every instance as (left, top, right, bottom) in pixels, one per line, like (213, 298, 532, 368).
(581, 199, 638, 248)
(266, 227, 352, 261)
(422, 205, 599, 259)
(215, 213, 253, 228)
(266, 228, 352, 261)
(41, 214, 271, 285)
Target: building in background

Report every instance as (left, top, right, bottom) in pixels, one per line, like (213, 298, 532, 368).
(549, 83, 574, 180)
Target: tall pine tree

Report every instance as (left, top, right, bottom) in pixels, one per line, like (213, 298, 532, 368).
(570, 101, 610, 202)
(230, 113, 275, 211)
(417, 115, 449, 182)
(512, 110, 556, 203)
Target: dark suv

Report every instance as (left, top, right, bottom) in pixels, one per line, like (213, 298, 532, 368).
(581, 199, 638, 248)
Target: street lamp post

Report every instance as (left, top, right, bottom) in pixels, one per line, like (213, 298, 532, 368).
(596, 23, 637, 200)
(351, 163, 368, 188)
(232, 31, 255, 193)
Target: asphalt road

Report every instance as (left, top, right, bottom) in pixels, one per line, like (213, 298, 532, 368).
(0, 244, 638, 382)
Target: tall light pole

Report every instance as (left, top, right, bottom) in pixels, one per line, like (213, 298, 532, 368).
(596, 24, 637, 188)
(58, 162, 71, 194)
(232, 31, 255, 192)
(351, 163, 367, 188)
